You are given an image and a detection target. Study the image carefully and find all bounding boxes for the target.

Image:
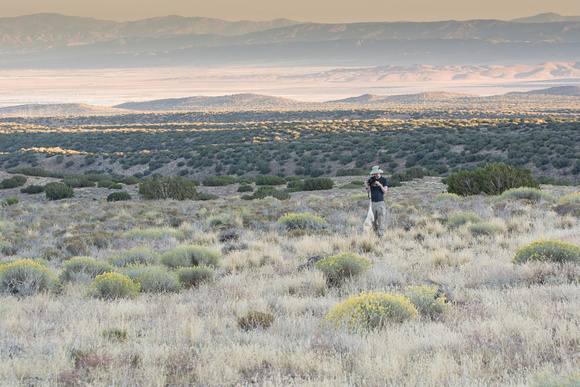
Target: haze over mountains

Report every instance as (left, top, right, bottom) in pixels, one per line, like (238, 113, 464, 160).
(1, 13, 580, 68)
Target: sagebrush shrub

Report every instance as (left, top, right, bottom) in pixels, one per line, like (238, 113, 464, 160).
(177, 265, 215, 288)
(447, 212, 482, 229)
(0, 259, 58, 296)
(125, 228, 184, 241)
(107, 247, 159, 267)
(513, 238, 580, 264)
(160, 245, 220, 269)
(434, 193, 462, 202)
(276, 212, 326, 231)
(405, 285, 451, 318)
(495, 188, 555, 203)
(468, 222, 501, 236)
(242, 186, 291, 200)
(327, 291, 418, 331)
(59, 256, 113, 283)
(315, 252, 370, 284)
(87, 272, 140, 299)
(237, 310, 275, 331)
(120, 265, 181, 293)
(45, 182, 74, 200)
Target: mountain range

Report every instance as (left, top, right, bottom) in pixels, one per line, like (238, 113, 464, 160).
(1, 13, 580, 68)
(1, 86, 578, 117)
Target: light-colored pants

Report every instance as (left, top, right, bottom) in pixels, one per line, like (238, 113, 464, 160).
(371, 201, 386, 237)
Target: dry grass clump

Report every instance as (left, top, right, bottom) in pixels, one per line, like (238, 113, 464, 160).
(512, 238, 580, 264)
(327, 291, 418, 331)
(237, 310, 275, 331)
(87, 272, 139, 299)
(0, 259, 58, 295)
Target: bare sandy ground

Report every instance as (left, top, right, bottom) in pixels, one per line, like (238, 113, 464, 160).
(1, 64, 579, 107)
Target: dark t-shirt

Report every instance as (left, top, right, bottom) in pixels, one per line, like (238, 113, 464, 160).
(369, 176, 388, 202)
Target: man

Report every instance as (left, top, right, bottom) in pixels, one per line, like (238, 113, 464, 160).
(365, 165, 388, 237)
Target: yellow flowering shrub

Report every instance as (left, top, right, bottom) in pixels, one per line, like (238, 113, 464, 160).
(327, 291, 418, 331)
(0, 259, 58, 296)
(315, 252, 370, 284)
(512, 238, 580, 264)
(405, 285, 451, 318)
(87, 272, 140, 299)
(559, 193, 580, 205)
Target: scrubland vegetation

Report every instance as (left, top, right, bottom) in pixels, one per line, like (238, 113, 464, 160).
(0, 176, 579, 385)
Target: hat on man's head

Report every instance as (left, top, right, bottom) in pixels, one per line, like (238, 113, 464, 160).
(369, 165, 383, 175)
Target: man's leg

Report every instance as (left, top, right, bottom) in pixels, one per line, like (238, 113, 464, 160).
(374, 201, 386, 237)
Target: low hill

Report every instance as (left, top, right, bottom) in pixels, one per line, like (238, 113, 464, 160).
(0, 103, 131, 117)
(114, 93, 311, 111)
(512, 13, 580, 23)
(333, 92, 479, 104)
(507, 86, 580, 96)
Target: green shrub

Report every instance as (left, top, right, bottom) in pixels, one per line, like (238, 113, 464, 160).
(107, 192, 132, 202)
(125, 228, 184, 241)
(45, 182, 74, 200)
(512, 239, 580, 264)
(446, 162, 539, 196)
(0, 259, 58, 296)
(160, 245, 220, 269)
(303, 177, 334, 191)
(242, 186, 291, 200)
(63, 176, 95, 188)
(98, 180, 114, 188)
(120, 265, 181, 293)
(468, 222, 501, 236)
(108, 183, 123, 190)
(20, 185, 44, 194)
(120, 176, 142, 185)
(315, 252, 370, 284)
(284, 176, 301, 182)
(447, 212, 482, 229)
(285, 180, 305, 192)
(276, 212, 326, 231)
(1, 196, 19, 207)
(202, 176, 236, 186)
(1, 177, 25, 189)
(255, 175, 286, 186)
(336, 168, 363, 177)
(177, 265, 215, 288)
(198, 192, 220, 201)
(405, 285, 451, 318)
(87, 272, 140, 299)
(7, 167, 52, 177)
(59, 256, 113, 283)
(237, 310, 275, 331)
(108, 247, 159, 267)
(237, 184, 253, 193)
(495, 188, 555, 203)
(139, 176, 199, 200)
(327, 291, 418, 331)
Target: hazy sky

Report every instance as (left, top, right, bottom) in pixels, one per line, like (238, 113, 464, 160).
(2, 0, 579, 22)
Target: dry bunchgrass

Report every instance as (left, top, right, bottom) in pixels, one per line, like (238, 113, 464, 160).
(0, 180, 578, 385)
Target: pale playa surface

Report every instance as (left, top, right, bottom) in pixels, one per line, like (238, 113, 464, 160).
(1, 64, 579, 107)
